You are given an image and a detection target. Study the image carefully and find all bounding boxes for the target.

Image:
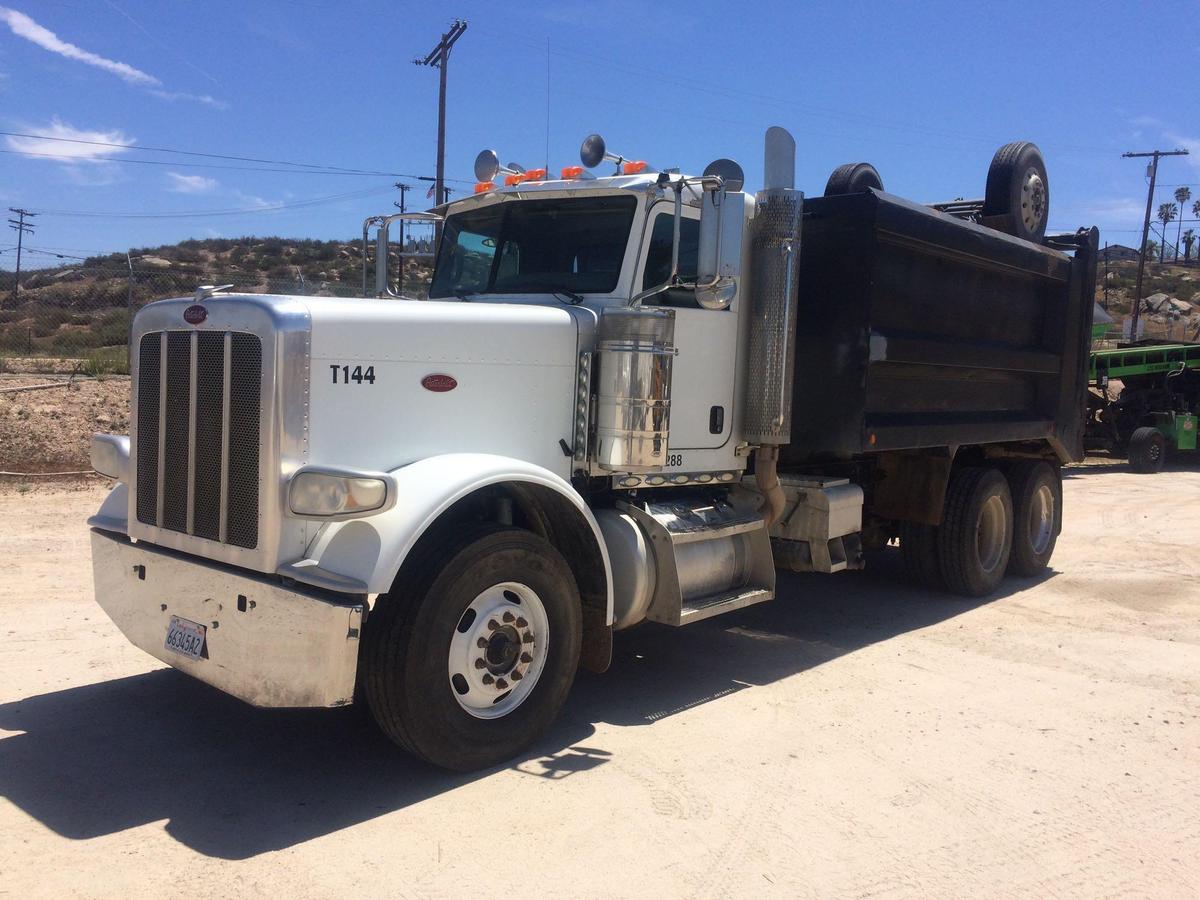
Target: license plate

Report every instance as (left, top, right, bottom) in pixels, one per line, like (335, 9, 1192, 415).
(165, 616, 207, 661)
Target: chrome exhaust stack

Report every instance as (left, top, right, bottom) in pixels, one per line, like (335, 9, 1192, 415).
(747, 127, 803, 525)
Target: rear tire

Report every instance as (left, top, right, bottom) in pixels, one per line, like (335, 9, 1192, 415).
(1128, 426, 1166, 473)
(899, 521, 943, 590)
(982, 141, 1049, 242)
(937, 467, 1013, 597)
(1006, 461, 1061, 577)
(824, 162, 884, 196)
(363, 524, 582, 771)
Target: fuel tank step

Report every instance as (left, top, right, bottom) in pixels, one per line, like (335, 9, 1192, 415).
(679, 587, 773, 625)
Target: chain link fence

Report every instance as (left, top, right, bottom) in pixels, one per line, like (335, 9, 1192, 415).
(0, 257, 433, 375)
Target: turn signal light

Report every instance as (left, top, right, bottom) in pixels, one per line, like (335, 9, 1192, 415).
(561, 165, 584, 179)
(474, 181, 494, 193)
(622, 160, 648, 175)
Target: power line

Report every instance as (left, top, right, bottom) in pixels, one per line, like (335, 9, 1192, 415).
(414, 18, 468, 212)
(471, 24, 1113, 159)
(0, 148, 430, 177)
(0, 130, 473, 180)
(6, 208, 36, 307)
(33, 184, 398, 219)
(1122, 148, 1190, 339)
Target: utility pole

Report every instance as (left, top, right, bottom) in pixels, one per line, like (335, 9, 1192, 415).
(393, 182, 411, 294)
(414, 19, 467, 214)
(1122, 149, 1188, 341)
(6, 207, 36, 308)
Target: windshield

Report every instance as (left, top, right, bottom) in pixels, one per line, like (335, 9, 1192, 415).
(429, 195, 637, 298)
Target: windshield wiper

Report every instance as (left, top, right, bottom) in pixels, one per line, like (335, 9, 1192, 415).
(550, 288, 585, 305)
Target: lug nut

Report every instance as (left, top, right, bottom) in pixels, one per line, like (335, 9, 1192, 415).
(502, 611, 515, 623)
(482, 674, 494, 685)
(474, 658, 487, 669)
(476, 637, 488, 649)
(486, 619, 500, 631)
(511, 670, 523, 680)
(520, 652, 533, 664)
(522, 631, 533, 644)
(515, 617, 528, 628)
(496, 679, 509, 690)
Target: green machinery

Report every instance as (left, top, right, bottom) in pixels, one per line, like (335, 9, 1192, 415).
(1086, 342, 1200, 471)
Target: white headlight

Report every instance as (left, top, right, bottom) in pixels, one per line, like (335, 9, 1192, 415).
(289, 471, 389, 517)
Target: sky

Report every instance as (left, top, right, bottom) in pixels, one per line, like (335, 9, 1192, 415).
(1, 0, 1198, 269)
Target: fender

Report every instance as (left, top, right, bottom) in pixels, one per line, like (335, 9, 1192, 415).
(280, 453, 614, 625)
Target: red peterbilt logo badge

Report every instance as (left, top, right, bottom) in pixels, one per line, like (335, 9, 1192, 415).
(183, 305, 208, 324)
(421, 374, 457, 392)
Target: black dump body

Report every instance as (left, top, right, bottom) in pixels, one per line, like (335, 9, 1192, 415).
(781, 190, 1098, 465)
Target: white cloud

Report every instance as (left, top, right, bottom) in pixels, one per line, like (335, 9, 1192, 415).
(4, 117, 134, 162)
(148, 89, 229, 110)
(1083, 197, 1148, 221)
(0, 6, 159, 86)
(1163, 132, 1200, 170)
(166, 172, 218, 194)
(233, 190, 274, 210)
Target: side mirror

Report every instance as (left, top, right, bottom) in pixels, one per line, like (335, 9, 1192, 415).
(697, 165, 745, 307)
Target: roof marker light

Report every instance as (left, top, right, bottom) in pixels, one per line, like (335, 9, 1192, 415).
(622, 160, 648, 175)
(561, 165, 584, 179)
(474, 181, 494, 194)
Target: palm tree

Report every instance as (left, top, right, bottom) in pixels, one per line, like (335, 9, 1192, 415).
(1174, 187, 1191, 261)
(1183, 229, 1197, 263)
(1145, 238, 1160, 260)
(1157, 202, 1178, 262)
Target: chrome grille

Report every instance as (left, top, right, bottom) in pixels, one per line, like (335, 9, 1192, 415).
(136, 330, 262, 549)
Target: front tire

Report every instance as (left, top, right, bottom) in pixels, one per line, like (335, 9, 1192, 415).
(1128, 426, 1166, 473)
(363, 525, 582, 771)
(1006, 461, 1061, 577)
(937, 467, 1014, 597)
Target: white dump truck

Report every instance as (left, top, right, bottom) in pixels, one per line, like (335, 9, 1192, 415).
(89, 128, 1098, 770)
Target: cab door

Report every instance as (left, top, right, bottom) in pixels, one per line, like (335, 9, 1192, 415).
(636, 205, 738, 451)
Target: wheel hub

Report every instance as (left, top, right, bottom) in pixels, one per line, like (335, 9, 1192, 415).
(976, 494, 1007, 574)
(1020, 168, 1046, 232)
(1029, 483, 1055, 555)
(448, 581, 548, 719)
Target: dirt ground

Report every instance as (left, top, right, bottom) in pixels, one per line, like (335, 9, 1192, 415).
(0, 376, 130, 472)
(1, 467, 1198, 899)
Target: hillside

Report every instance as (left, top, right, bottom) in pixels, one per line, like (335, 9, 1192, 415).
(9, 235, 435, 308)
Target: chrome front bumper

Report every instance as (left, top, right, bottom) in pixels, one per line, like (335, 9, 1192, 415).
(90, 528, 363, 708)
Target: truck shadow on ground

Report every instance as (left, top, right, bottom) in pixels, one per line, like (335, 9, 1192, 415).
(0, 547, 1046, 860)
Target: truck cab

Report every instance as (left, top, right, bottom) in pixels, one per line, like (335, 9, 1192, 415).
(88, 127, 1098, 770)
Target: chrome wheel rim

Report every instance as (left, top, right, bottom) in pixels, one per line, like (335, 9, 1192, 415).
(1028, 483, 1055, 555)
(977, 495, 1007, 574)
(1020, 168, 1047, 233)
(448, 581, 549, 719)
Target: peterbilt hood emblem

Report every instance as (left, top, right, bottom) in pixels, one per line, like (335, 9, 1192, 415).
(421, 374, 458, 392)
(183, 305, 208, 324)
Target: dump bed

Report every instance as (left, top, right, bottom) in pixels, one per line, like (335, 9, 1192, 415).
(781, 190, 1097, 464)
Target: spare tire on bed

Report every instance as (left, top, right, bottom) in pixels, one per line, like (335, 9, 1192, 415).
(982, 141, 1049, 242)
(824, 162, 884, 196)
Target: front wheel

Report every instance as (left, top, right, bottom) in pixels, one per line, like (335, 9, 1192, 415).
(363, 525, 582, 771)
(1128, 426, 1166, 473)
